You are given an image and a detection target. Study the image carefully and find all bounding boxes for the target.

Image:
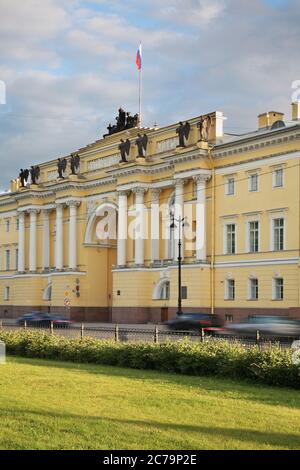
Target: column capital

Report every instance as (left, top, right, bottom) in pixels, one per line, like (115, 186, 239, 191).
(193, 174, 211, 184)
(27, 208, 40, 215)
(151, 188, 161, 203)
(174, 179, 186, 189)
(41, 208, 53, 214)
(132, 187, 148, 196)
(117, 190, 130, 197)
(66, 200, 81, 208)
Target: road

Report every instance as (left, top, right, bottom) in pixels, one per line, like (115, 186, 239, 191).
(0, 319, 294, 348)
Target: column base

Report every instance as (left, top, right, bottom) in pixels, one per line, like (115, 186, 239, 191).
(151, 260, 162, 267)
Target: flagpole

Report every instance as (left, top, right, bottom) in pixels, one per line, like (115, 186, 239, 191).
(139, 66, 142, 128)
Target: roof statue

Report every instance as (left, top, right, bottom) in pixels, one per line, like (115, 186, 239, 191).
(104, 108, 139, 137)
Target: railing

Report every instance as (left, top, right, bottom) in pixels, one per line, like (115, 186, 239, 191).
(0, 320, 296, 349)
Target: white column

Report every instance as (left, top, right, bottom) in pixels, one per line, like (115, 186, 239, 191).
(28, 209, 39, 272)
(55, 204, 64, 270)
(194, 175, 208, 261)
(42, 209, 51, 271)
(151, 189, 161, 263)
(68, 201, 80, 270)
(134, 188, 146, 266)
(174, 180, 185, 261)
(18, 212, 25, 272)
(117, 192, 128, 267)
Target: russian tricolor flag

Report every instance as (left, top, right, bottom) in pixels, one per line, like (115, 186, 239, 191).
(136, 43, 142, 70)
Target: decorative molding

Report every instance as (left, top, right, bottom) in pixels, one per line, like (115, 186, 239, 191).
(216, 257, 298, 267)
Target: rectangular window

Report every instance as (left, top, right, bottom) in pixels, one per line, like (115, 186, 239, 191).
(6, 220, 10, 232)
(249, 278, 258, 300)
(249, 221, 259, 253)
(249, 174, 258, 192)
(273, 218, 284, 251)
(226, 224, 236, 254)
(181, 286, 187, 300)
(4, 286, 10, 301)
(226, 177, 235, 195)
(226, 279, 235, 300)
(5, 250, 10, 271)
(16, 218, 19, 231)
(274, 278, 284, 300)
(15, 249, 18, 271)
(273, 168, 283, 188)
(225, 314, 234, 322)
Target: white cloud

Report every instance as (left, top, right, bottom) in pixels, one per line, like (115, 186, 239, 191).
(151, 0, 226, 26)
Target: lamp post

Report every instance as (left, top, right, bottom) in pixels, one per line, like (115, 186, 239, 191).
(170, 215, 187, 316)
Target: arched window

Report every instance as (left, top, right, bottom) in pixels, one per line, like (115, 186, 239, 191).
(43, 283, 52, 301)
(153, 278, 170, 300)
(159, 281, 170, 300)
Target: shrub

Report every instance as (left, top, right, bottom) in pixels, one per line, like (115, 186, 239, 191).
(0, 330, 299, 389)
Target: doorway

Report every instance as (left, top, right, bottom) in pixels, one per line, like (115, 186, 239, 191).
(161, 308, 169, 323)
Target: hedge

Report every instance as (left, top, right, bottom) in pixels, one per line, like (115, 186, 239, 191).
(0, 330, 299, 389)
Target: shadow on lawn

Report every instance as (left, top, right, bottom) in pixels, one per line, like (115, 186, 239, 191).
(1, 407, 300, 449)
(8, 356, 300, 411)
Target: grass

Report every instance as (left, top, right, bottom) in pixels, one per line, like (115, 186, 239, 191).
(0, 357, 300, 450)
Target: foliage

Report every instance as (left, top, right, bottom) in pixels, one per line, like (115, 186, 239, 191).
(0, 330, 299, 389)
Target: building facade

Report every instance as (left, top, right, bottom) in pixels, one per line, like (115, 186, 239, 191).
(1, 103, 300, 323)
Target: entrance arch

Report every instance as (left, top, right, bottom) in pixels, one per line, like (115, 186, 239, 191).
(84, 202, 118, 244)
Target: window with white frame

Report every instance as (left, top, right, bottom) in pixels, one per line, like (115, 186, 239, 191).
(249, 173, 258, 192)
(273, 278, 284, 300)
(225, 224, 236, 254)
(5, 249, 10, 271)
(273, 218, 284, 251)
(225, 279, 235, 300)
(248, 221, 259, 253)
(249, 278, 258, 300)
(273, 168, 284, 188)
(4, 286, 10, 301)
(226, 177, 235, 196)
(159, 281, 170, 300)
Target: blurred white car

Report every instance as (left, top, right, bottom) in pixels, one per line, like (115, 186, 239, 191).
(226, 315, 300, 337)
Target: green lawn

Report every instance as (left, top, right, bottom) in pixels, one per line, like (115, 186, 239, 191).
(0, 357, 300, 450)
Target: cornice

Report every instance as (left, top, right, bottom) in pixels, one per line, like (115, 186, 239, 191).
(107, 161, 171, 177)
(213, 125, 300, 158)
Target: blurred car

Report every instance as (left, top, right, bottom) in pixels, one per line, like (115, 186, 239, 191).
(225, 315, 300, 337)
(17, 312, 73, 328)
(165, 313, 223, 331)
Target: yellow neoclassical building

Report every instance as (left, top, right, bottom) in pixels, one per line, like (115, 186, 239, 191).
(1, 102, 300, 323)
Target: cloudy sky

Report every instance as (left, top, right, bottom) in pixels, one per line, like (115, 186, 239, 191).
(0, 0, 299, 188)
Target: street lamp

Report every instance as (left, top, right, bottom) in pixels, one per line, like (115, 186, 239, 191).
(170, 215, 189, 316)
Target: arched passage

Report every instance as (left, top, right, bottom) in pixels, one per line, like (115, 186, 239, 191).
(85, 202, 118, 244)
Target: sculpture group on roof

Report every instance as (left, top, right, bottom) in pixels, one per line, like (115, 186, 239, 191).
(105, 108, 139, 137)
(19, 166, 40, 187)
